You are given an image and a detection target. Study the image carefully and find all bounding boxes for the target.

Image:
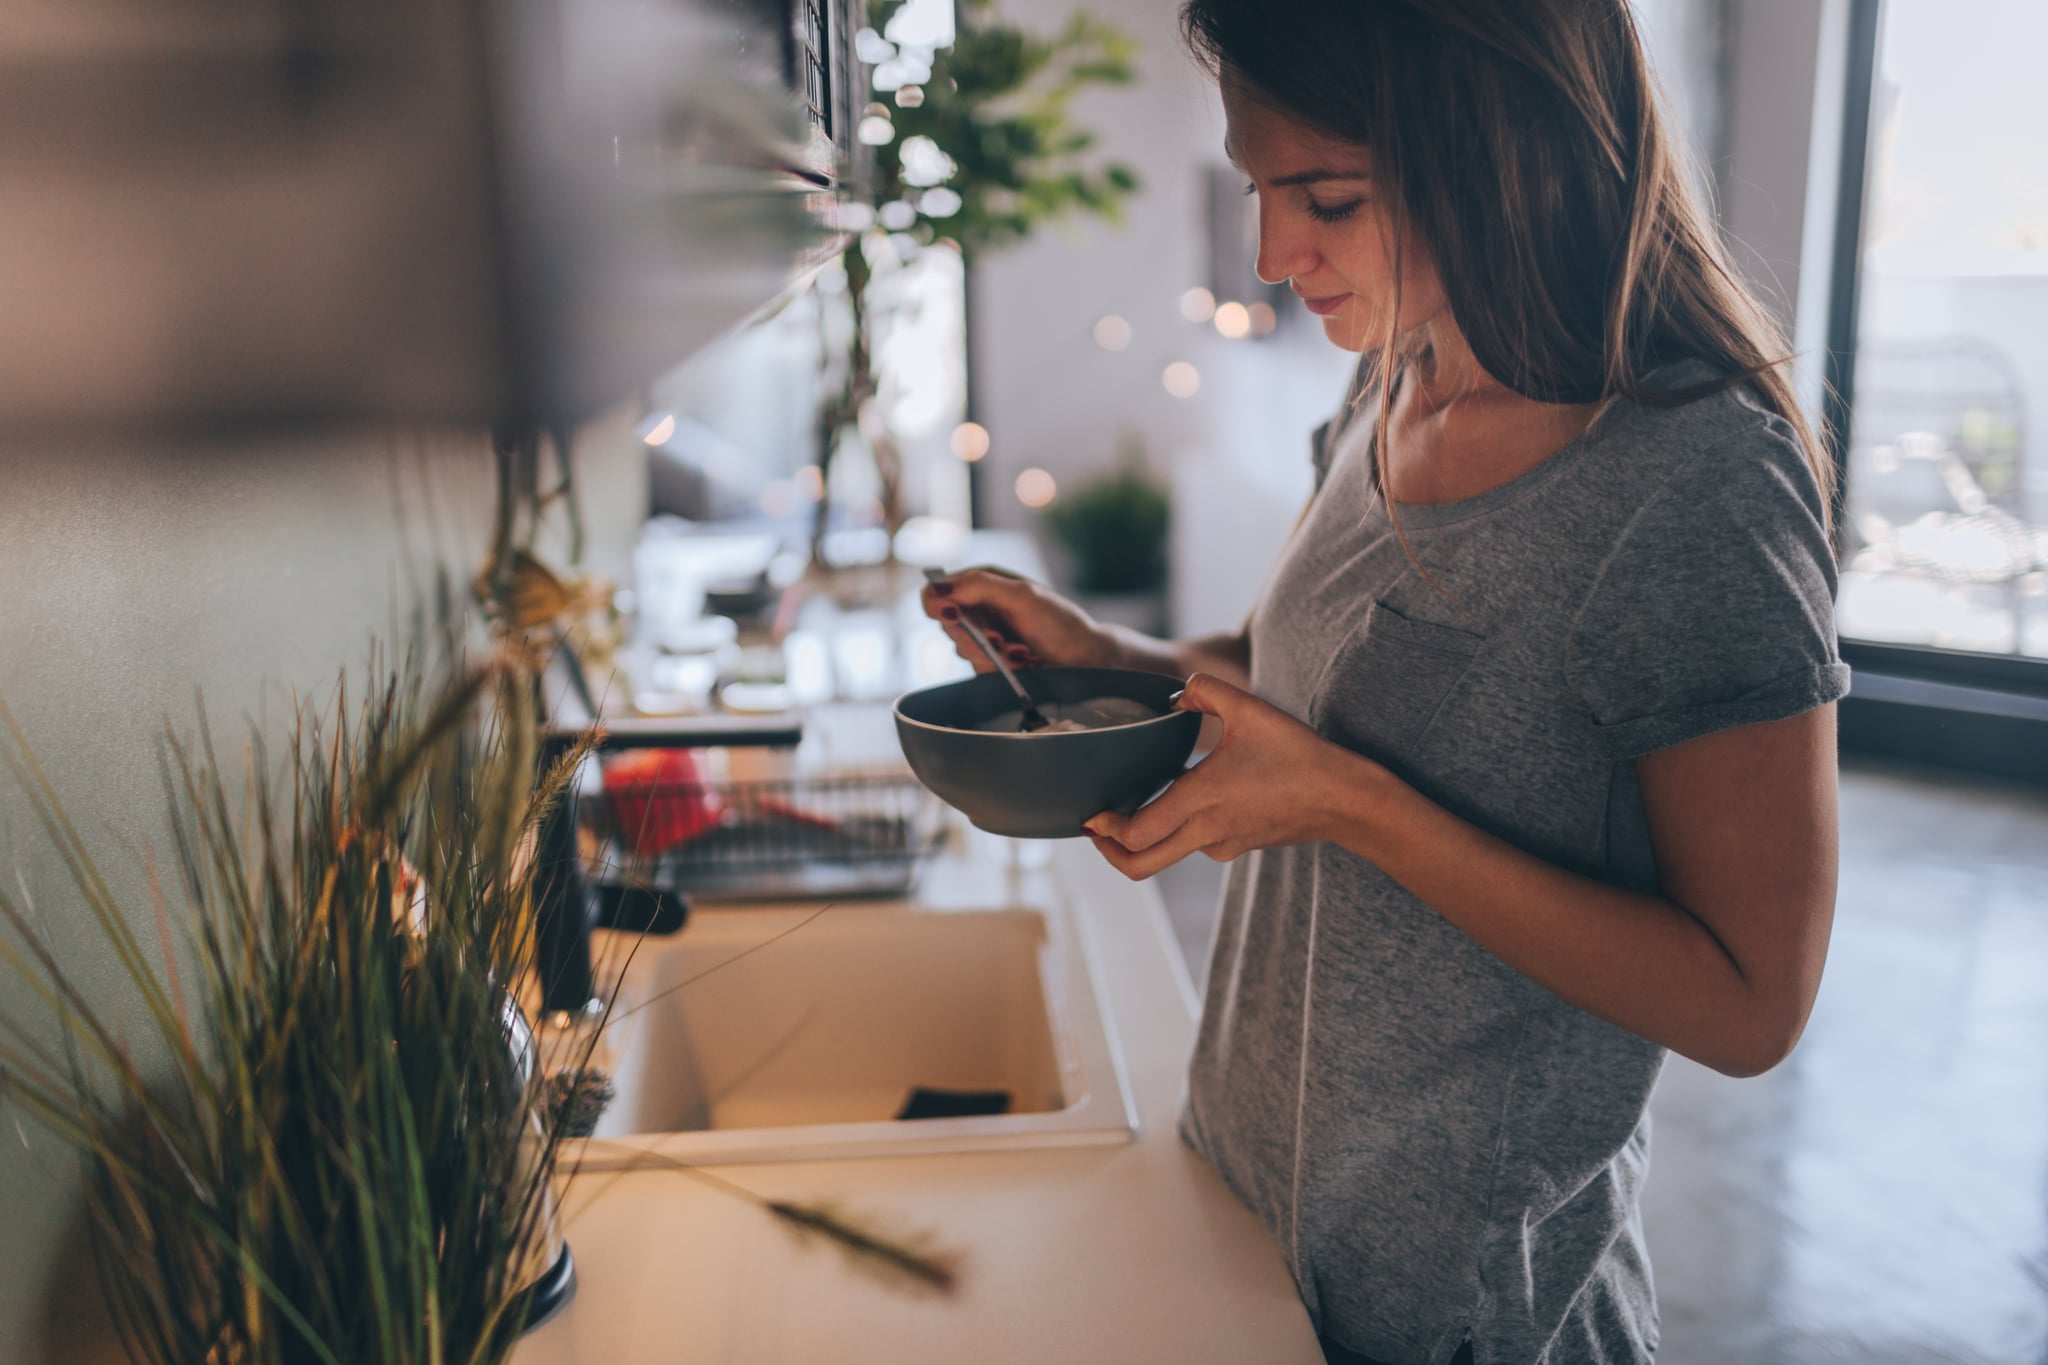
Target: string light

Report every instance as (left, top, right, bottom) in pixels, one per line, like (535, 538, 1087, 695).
(1213, 302, 1251, 339)
(1162, 362, 1201, 399)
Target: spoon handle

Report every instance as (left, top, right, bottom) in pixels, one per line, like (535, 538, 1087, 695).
(923, 568, 1051, 731)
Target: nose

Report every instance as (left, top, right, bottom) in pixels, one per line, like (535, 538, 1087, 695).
(1252, 197, 1315, 286)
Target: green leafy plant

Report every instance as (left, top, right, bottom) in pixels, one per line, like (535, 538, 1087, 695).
(862, 0, 1141, 259)
(1044, 437, 1170, 594)
(0, 651, 957, 1365)
(812, 0, 1141, 561)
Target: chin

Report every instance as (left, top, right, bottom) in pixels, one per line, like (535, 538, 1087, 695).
(1320, 310, 1377, 353)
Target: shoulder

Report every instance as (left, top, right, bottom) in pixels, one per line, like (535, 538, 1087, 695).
(1569, 372, 1836, 636)
(1556, 374, 1835, 577)
(1589, 375, 1822, 520)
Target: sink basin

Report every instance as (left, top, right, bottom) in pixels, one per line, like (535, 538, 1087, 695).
(566, 894, 1138, 1167)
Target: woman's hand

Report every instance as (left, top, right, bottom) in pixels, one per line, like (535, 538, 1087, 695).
(1084, 673, 1370, 880)
(920, 567, 1127, 674)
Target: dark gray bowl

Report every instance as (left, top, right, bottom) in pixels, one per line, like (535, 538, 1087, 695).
(894, 667, 1200, 839)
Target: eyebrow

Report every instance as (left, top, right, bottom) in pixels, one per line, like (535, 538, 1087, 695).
(1222, 145, 1372, 187)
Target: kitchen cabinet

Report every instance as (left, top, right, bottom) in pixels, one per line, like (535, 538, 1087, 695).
(0, 0, 857, 428)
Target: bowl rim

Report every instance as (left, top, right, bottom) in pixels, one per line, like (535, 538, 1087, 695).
(892, 667, 1194, 740)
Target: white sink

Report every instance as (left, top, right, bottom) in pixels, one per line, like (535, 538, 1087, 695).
(565, 892, 1138, 1167)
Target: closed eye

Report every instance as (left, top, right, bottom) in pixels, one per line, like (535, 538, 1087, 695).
(1246, 178, 1367, 223)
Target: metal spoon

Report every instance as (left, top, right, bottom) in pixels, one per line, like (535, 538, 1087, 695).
(923, 567, 1052, 732)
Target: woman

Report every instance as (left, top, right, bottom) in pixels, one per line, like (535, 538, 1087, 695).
(922, 2, 1845, 1361)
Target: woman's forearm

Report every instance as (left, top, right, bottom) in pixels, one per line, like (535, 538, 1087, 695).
(1110, 627, 1252, 690)
(1321, 749, 1801, 1077)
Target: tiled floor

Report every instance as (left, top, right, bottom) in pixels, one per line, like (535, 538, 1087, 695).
(1155, 757, 2048, 1363)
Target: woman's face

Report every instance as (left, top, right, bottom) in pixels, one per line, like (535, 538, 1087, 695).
(1220, 74, 1447, 353)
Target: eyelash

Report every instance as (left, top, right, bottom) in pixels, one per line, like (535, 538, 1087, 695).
(1307, 199, 1363, 223)
(1242, 181, 1365, 224)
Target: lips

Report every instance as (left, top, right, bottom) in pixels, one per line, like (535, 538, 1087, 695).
(1296, 290, 1351, 316)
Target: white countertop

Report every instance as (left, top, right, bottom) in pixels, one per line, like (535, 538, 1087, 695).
(513, 830, 1323, 1364)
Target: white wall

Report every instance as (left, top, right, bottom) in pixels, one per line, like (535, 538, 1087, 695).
(1714, 0, 1835, 324)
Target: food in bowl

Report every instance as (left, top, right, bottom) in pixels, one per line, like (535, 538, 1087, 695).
(970, 696, 1163, 734)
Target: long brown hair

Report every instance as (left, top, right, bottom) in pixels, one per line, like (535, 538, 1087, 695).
(1181, 0, 1835, 529)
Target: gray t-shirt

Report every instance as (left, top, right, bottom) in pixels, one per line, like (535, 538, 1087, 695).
(1178, 365, 1849, 1365)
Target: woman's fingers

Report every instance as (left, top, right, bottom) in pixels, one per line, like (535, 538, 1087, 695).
(932, 604, 1036, 671)
(923, 564, 1114, 671)
(1088, 759, 1216, 854)
(922, 567, 1033, 618)
(1087, 819, 1214, 880)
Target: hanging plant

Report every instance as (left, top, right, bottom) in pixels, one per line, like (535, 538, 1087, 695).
(811, 0, 1142, 566)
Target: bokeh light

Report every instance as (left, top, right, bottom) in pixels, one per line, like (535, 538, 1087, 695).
(1015, 468, 1058, 509)
(795, 464, 825, 499)
(1179, 287, 1217, 323)
(1213, 301, 1251, 339)
(1162, 361, 1202, 399)
(641, 413, 676, 445)
(1248, 301, 1278, 336)
(949, 421, 991, 461)
(1092, 314, 1133, 350)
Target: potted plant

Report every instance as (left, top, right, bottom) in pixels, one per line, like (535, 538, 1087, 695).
(1044, 435, 1172, 635)
(0, 651, 957, 1365)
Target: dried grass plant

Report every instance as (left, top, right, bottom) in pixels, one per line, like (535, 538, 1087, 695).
(0, 652, 956, 1365)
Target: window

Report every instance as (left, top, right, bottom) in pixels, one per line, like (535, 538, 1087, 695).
(1835, 0, 2048, 661)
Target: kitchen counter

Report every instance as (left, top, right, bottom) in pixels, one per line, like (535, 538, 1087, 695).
(513, 824, 1323, 1364)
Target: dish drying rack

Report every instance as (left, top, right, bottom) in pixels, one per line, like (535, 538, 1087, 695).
(578, 771, 947, 902)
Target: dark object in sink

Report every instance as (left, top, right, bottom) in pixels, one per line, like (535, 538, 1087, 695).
(895, 1087, 1013, 1121)
(593, 881, 690, 935)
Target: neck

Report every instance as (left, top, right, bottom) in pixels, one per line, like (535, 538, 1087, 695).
(1403, 317, 1509, 411)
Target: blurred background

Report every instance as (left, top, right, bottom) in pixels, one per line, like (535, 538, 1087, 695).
(1, 0, 2044, 1361)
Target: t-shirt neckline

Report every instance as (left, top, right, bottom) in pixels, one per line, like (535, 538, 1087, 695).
(1340, 372, 1620, 530)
